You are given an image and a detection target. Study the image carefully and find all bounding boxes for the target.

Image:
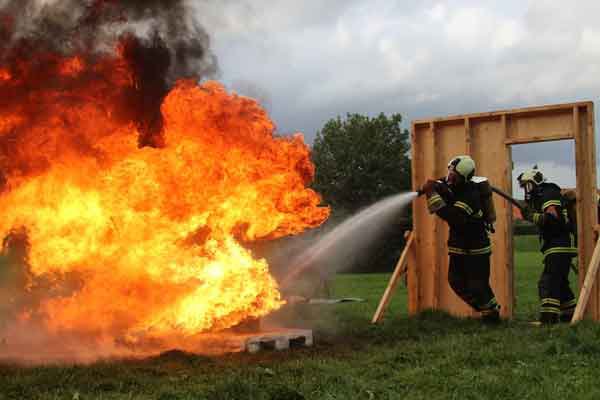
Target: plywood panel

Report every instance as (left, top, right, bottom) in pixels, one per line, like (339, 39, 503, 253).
(470, 117, 512, 318)
(411, 123, 436, 310)
(434, 120, 472, 316)
(506, 110, 574, 143)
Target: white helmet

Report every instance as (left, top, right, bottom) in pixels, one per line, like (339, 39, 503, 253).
(447, 155, 475, 181)
(517, 166, 545, 200)
(517, 166, 545, 188)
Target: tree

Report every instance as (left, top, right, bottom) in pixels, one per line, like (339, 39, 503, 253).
(312, 113, 411, 212)
(310, 113, 412, 273)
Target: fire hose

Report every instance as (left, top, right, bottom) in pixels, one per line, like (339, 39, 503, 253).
(489, 185, 525, 213)
(416, 182, 525, 212)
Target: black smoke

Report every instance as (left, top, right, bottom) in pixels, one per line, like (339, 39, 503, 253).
(0, 0, 218, 148)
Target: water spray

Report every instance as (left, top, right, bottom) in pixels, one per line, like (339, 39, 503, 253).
(280, 192, 417, 290)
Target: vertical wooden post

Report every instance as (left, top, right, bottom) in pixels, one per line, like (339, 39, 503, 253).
(431, 121, 441, 309)
(464, 117, 472, 155)
(372, 232, 415, 323)
(409, 122, 421, 314)
(501, 114, 514, 317)
(574, 106, 584, 290)
(572, 238, 600, 324)
(407, 227, 419, 315)
(587, 104, 598, 319)
(463, 116, 478, 318)
(574, 104, 598, 320)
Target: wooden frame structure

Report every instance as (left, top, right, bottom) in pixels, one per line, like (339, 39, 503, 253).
(373, 101, 598, 322)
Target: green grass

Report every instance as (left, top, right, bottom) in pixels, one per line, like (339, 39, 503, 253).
(0, 235, 592, 400)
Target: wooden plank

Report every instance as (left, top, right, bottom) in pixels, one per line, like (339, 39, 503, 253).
(436, 120, 475, 317)
(572, 238, 600, 324)
(506, 110, 573, 143)
(434, 119, 472, 315)
(574, 105, 585, 292)
(416, 122, 436, 310)
(504, 133, 574, 145)
(471, 116, 513, 318)
(407, 225, 419, 315)
(585, 104, 599, 319)
(372, 232, 414, 323)
(501, 115, 515, 318)
(414, 101, 593, 126)
(464, 117, 472, 154)
(431, 121, 441, 309)
(574, 104, 598, 320)
(408, 122, 421, 315)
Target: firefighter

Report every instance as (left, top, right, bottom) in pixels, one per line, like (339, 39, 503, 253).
(422, 155, 500, 323)
(517, 167, 577, 324)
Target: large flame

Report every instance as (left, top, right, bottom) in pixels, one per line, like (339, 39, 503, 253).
(0, 47, 329, 358)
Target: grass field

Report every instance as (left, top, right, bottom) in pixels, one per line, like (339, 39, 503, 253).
(2, 235, 597, 400)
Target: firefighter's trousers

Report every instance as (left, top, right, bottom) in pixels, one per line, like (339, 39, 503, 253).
(538, 253, 577, 323)
(448, 254, 499, 318)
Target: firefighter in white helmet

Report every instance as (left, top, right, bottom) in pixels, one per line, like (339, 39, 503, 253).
(517, 166, 577, 324)
(421, 155, 500, 323)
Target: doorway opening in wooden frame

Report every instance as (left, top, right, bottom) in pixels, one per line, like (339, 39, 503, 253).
(510, 140, 579, 321)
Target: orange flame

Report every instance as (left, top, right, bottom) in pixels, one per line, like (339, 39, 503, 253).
(0, 52, 329, 356)
(0, 68, 10, 81)
(58, 56, 85, 77)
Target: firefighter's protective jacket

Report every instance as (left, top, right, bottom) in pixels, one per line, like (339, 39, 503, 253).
(529, 182, 577, 259)
(426, 179, 491, 256)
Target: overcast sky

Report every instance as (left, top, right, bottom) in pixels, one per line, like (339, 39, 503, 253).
(194, 0, 600, 192)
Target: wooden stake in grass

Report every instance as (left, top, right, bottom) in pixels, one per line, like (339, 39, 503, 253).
(372, 231, 414, 324)
(572, 236, 600, 324)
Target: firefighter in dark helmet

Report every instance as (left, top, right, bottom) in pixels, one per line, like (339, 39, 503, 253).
(422, 155, 500, 323)
(517, 167, 577, 324)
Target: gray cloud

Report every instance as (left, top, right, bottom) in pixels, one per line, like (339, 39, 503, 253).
(195, 1, 600, 187)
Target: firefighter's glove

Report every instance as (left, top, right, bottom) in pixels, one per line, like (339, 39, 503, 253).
(421, 179, 438, 196)
(424, 180, 446, 214)
(520, 206, 533, 222)
(435, 180, 453, 201)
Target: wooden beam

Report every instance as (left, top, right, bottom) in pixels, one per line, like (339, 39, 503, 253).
(574, 104, 598, 319)
(372, 232, 415, 323)
(574, 105, 585, 298)
(407, 226, 419, 315)
(408, 122, 421, 314)
(501, 114, 515, 317)
(414, 101, 593, 126)
(431, 121, 441, 309)
(504, 133, 574, 145)
(586, 103, 598, 319)
(464, 117, 472, 154)
(572, 237, 600, 324)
